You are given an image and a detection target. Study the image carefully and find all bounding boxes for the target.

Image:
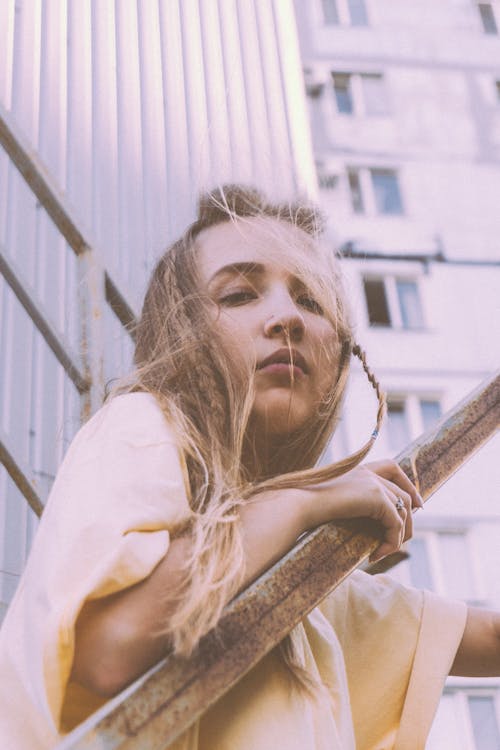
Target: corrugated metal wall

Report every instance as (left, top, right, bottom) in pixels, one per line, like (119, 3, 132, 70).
(0, 0, 317, 617)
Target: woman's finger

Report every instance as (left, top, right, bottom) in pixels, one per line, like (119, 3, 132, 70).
(378, 478, 413, 541)
(364, 460, 424, 509)
(369, 492, 406, 562)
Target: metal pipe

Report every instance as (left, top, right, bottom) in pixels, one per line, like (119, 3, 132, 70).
(0, 428, 45, 517)
(0, 102, 89, 256)
(0, 245, 90, 394)
(56, 371, 500, 750)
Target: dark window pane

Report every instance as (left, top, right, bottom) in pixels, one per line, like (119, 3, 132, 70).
(469, 696, 500, 750)
(364, 278, 390, 325)
(420, 400, 441, 431)
(408, 537, 434, 590)
(322, 0, 339, 24)
(496, 80, 500, 102)
(371, 169, 404, 214)
(332, 73, 353, 113)
(387, 400, 410, 450)
(396, 280, 423, 328)
(348, 0, 368, 26)
(479, 4, 498, 34)
(348, 169, 364, 213)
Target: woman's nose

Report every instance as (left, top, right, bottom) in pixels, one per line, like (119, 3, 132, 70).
(263, 294, 305, 341)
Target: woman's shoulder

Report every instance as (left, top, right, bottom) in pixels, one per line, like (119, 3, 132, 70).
(43, 391, 190, 522)
(77, 391, 178, 448)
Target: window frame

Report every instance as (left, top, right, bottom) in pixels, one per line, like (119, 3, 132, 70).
(347, 167, 403, 216)
(431, 688, 500, 750)
(400, 526, 486, 605)
(332, 72, 354, 114)
(370, 168, 404, 215)
(320, 0, 369, 26)
(478, 2, 499, 34)
(385, 392, 442, 449)
(362, 274, 425, 330)
(330, 71, 389, 116)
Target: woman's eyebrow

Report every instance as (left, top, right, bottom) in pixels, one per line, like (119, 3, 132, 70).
(208, 262, 264, 285)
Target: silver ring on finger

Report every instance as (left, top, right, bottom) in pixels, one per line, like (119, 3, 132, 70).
(395, 497, 405, 514)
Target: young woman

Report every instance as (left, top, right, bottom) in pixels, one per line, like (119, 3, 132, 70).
(0, 185, 499, 750)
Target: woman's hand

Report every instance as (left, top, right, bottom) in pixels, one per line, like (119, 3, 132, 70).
(72, 460, 421, 696)
(297, 460, 424, 563)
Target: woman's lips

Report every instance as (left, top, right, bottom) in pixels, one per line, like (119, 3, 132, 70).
(257, 348, 308, 376)
(258, 362, 305, 378)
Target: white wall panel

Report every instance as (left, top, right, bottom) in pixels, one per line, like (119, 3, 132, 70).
(217, 0, 253, 184)
(0, 0, 316, 615)
(137, 1, 169, 264)
(158, 0, 192, 240)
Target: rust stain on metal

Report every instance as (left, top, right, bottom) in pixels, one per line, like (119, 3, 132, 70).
(397, 372, 500, 501)
(55, 371, 499, 750)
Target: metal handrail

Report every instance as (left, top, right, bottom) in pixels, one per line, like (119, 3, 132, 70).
(57, 371, 500, 750)
(0, 103, 138, 512)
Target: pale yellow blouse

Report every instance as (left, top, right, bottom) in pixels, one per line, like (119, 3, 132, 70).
(0, 393, 467, 750)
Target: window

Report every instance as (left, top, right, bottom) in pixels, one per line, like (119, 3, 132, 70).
(332, 73, 353, 113)
(385, 394, 441, 451)
(330, 72, 389, 115)
(430, 690, 500, 750)
(363, 276, 424, 329)
(406, 530, 477, 601)
(396, 280, 424, 328)
(347, 0, 368, 26)
(478, 3, 498, 34)
(371, 169, 404, 215)
(363, 278, 390, 325)
(420, 399, 442, 431)
(407, 536, 434, 590)
(321, 0, 368, 26)
(386, 400, 410, 451)
(495, 80, 500, 102)
(469, 696, 500, 750)
(439, 532, 476, 600)
(347, 168, 403, 216)
(348, 169, 365, 213)
(361, 74, 389, 115)
(322, 0, 340, 24)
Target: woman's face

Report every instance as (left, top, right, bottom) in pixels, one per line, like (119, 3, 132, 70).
(196, 217, 341, 437)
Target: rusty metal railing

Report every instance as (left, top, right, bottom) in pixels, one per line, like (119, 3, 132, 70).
(0, 102, 137, 514)
(57, 371, 500, 750)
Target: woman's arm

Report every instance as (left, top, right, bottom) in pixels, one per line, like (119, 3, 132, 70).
(71, 487, 308, 696)
(450, 607, 500, 677)
(71, 460, 420, 697)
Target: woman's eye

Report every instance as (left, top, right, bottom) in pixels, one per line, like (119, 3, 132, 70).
(218, 290, 256, 307)
(296, 294, 324, 315)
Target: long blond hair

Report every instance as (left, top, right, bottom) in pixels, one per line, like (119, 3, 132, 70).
(118, 185, 384, 685)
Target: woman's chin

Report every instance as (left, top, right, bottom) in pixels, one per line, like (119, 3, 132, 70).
(249, 401, 313, 438)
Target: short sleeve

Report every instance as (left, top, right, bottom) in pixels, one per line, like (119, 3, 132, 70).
(0, 393, 193, 743)
(318, 570, 467, 750)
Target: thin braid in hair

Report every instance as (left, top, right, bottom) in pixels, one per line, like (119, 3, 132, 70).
(352, 343, 386, 441)
(248, 342, 387, 498)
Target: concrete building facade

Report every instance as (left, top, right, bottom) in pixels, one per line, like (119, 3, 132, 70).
(295, 1, 500, 747)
